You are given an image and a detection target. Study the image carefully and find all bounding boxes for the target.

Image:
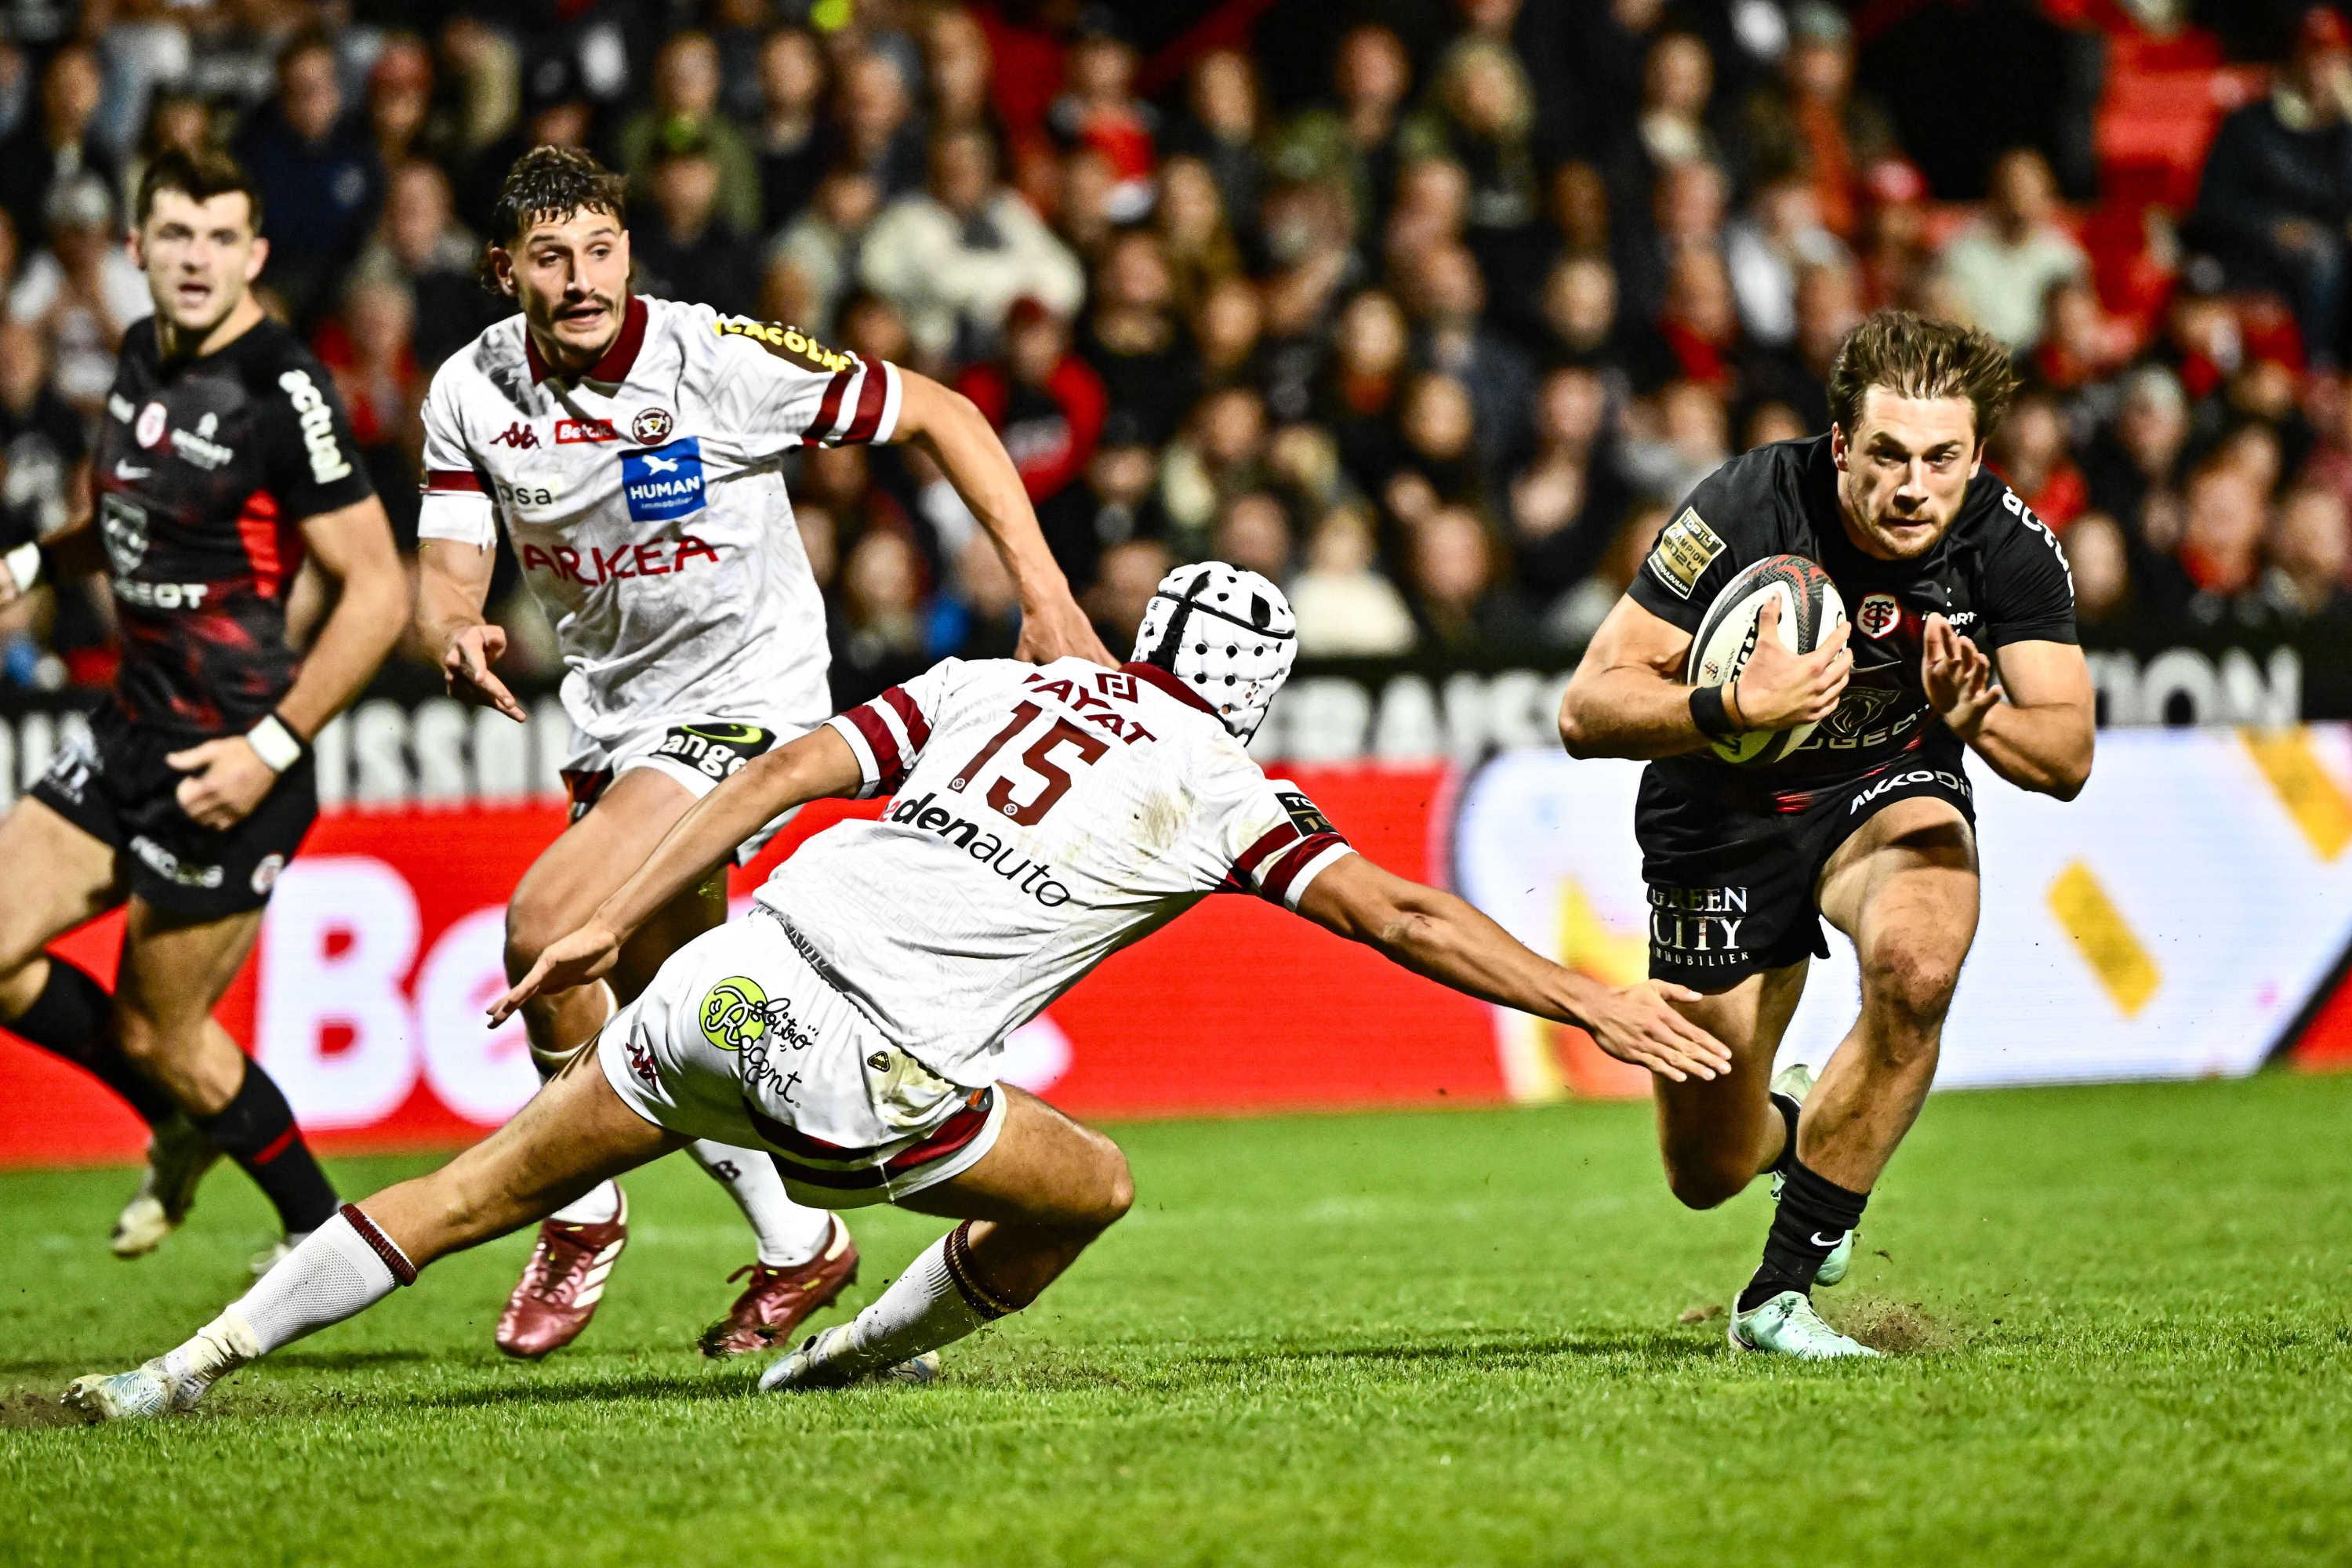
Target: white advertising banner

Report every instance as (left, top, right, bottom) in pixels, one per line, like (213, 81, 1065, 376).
(1452, 726, 2352, 1095)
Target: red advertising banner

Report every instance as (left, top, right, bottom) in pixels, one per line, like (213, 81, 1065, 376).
(0, 766, 1508, 1167)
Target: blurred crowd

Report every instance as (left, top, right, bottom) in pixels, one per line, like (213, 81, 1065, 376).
(3, 0, 2352, 706)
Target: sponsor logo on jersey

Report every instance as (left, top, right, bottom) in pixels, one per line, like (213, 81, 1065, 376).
(631, 407, 675, 445)
(621, 435, 705, 521)
(1847, 766, 1971, 815)
(885, 790, 1074, 907)
(129, 834, 224, 890)
(113, 459, 151, 481)
(1645, 507, 1726, 600)
(109, 394, 136, 423)
(517, 533, 722, 586)
(1824, 682, 1902, 739)
(278, 369, 354, 484)
(251, 853, 286, 896)
(1648, 883, 1748, 966)
(1856, 592, 1902, 639)
(170, 423, 234, 470)
(653, 722, 776, 781)
(100, 494, 147, 575)
(492, 422, 539, 448)
(135, 401, 169, 448)
(556, 417, 619, 444)
(713, 316, 855, 374)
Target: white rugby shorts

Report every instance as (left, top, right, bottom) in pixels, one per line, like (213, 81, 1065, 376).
(597, 909, 1007, 1209)
(561, 713, 810, 860)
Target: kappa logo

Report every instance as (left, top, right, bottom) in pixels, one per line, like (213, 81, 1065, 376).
(626, 1037, 659, 1087)
(492, 422, 539, 448)
(621, 436, 706, 521)
(1856, 592, 1902, 639)
(631, 407, 674, 445)
(556, 417, 619, 444)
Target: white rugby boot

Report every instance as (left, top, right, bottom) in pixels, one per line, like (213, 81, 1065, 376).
(758, 1324, 941, 1392)
(111, 1115, 220, 1258)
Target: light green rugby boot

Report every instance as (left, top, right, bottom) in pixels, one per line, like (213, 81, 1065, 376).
(1727, 1290, 1881, 1360)
(1768, 1062, 1853, 1287)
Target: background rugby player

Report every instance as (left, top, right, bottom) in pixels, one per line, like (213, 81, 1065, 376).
(0, 149, 405, 1267)
(412, 147, 1112, 1359)
(1559, 311, 2094, 1359)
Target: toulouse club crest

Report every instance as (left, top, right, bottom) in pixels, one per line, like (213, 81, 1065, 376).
(1856, 592, 1903, 639)
(135, 401, 169, 448)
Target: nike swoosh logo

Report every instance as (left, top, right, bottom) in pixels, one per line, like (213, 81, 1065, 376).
(683, 723, 767, 745)
(1811, 1231, 1848, 1248)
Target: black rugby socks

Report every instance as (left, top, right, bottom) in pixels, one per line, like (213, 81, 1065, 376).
(5, 958, 177, 1127)
(1737, 1158, 1867, 1313)
(195, 1059, 340, 1236)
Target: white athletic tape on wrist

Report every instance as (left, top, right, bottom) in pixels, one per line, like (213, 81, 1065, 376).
(4, 543, 40, 595)
(246, 713, 303, 773)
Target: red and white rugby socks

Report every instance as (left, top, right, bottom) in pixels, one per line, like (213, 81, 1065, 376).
(158, 1204, 414, 1400)
(824, 1221, 1024, 1374)
(686, 1140, 837, 1266)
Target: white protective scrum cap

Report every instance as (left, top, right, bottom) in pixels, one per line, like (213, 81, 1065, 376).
(1131, 561, 1298, 742)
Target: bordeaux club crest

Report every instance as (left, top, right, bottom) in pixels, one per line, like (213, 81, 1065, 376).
(630, 407, 674, 445)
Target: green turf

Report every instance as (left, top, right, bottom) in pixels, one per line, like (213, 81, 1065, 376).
(4, 1073, 2349, 1568)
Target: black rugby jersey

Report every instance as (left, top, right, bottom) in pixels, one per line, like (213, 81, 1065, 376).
(92, 315, 374, 735)
(1628, 434, 2077, 793)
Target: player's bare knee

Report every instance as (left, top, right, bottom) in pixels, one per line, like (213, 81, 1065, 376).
(1096, 1145, 1136, 1229)
(1861, 943, 1960, 1036)
(1663, 1152, 1749, 1210)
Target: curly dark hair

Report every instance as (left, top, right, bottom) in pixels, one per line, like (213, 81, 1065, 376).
(478, 145, 627, 292)
(1828, 310, 2020, 446)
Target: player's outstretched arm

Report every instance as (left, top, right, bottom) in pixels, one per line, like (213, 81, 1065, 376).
(415, 538, 526, 723)
(889, 370, 1112, 667)
(1924, 619, 2093, 799)
(1294, 852, 1732, 1083)
(1558, 594, 1850, 760)
(489, 726, 867, 1022)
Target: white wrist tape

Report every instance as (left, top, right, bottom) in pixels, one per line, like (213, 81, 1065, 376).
(246, 713, 304, 773)
(4, 543, 39, 595)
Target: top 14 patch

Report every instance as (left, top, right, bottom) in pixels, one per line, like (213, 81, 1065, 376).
(622, 436, 706, 522)
(1645, 507, 1726, 600)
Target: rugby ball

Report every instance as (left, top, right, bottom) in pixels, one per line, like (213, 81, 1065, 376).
(1685, 554, 1847, 766)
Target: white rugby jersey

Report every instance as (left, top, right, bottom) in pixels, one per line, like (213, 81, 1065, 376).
(416, 296, 904, 744)
(755, 655, 1354, 1087)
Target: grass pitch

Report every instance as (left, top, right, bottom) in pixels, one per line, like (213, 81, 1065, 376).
(3, 1073, 2348, 1568)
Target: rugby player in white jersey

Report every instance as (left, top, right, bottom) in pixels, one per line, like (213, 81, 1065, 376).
(408, 147, 1112, 1359)
(64, 563, 1730, 1418)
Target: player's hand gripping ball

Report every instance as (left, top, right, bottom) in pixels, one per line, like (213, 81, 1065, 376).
(1686, 554, 1851, 765)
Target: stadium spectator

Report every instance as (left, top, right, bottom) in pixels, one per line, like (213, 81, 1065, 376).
(1169, 50, 1262, 258)
(833, 527, 931, 699)
(631, 139, 761, 318)
(365, 34, 439, 175)
(862, 124, 1085, 366)
(2190, 5, 2352, 368)
(1509, 365, 1634, 603)
(1989, 390, 2092, 532)
(234, 31, 386, 324)
(1735, 2, 1896, 240)
(1085, 535, 1175, 648)
(955, 297, 1108, 508)
(0, 42, 115, 246)
(766, 169, 882, 340)
(1937, 148, 2089, 350)
(834, 49, 925, 200)
(1039, 423, 1166, 593)
(2161, 464, 2274, 623)
(1212, 491, 1294, 585)
(1290, 503, 1416, 657)
(1079, 229, 1196, 448)
(10, 174, 148, 422)
(615, 31, 761, 238)
(2268, 481, 2352, 619)
(1049, 15, 1157, 223)
(2065, 511, 2135, 627)
(1273, 24, 1411, 260)
(1155, 154, 1244, 312)
(1726, 174, 1848, 349)
(753, 27, 831, 237)
(1406, 504, 1534, 652)
(0, 314, 88, 543)
(356, 160, 493, 372)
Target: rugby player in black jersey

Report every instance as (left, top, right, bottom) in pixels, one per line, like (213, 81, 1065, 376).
(0, 150, 405, 1269)
(1559, 312, 2094, 1359)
